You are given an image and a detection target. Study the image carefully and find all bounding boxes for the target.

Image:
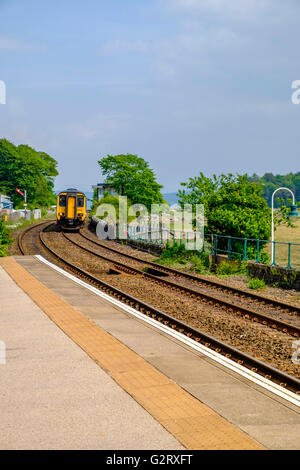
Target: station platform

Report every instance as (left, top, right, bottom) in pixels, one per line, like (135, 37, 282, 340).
(0, 255, 299, 450)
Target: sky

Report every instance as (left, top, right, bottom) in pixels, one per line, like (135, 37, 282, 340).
(0, 0, 300, 193)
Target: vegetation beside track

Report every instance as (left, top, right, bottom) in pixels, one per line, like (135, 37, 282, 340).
(155, 242, 249, 277)
(5, 214, 56, 256)
(153, 241, 300, 291)
(0, 218, 11, 256)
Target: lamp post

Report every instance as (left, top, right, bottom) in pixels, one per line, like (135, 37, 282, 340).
(271, 187, 298, 265)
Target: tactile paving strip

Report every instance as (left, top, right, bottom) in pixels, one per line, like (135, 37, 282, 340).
(1, 257, 264, 450)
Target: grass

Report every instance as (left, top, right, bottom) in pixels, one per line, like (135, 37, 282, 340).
(3, 213, 56, 256)
(155, 243, 211, 274)
(215, 260, 247, 277)
(5, 213, 55, 233)
(248, 278, 266, 290)
(262, 219, 300, 269)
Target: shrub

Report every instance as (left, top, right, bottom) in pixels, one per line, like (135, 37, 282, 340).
(248, 278, 266, 290)
(156, 243, 211, 273)
(259, 251, 270, 264)
(0, 218, 11, 256)
(215, 260, 247, 276)
(158, 242, 187, 261)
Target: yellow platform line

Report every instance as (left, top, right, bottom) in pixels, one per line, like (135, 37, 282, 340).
(1, 257, 263, 450)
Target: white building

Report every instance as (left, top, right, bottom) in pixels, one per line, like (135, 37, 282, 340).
(0, 194, 13, 210)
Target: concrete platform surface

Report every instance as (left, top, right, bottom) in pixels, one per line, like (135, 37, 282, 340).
(0, 265, 184, 450)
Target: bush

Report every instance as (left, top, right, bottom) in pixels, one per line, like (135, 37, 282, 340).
(156, 242, 211, 273)
(0, 218, 11, 256)
(189, 253, 210, 273)
(248, 278, 266, 290)
(159, 242, 187, 261)
(215, 260, 247, 276)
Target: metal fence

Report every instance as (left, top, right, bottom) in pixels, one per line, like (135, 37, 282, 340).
(207, 233, 300, 269)
(120, 224, 300, 270)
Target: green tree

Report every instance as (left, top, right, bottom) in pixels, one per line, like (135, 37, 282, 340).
(0, 139, 58, 208)
(248, 171, 300, 230)
(98, 154, 164, 210)
(248, 171, 300, 207)
(178, 173, 271, 240)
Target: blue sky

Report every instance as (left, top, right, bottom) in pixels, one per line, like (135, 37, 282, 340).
(0, 0, 300, 192)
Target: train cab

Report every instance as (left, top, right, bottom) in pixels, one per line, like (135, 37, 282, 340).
(56, 188, 86, 231)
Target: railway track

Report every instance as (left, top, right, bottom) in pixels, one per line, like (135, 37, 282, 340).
(80, 229, 300, 316)
(17, 220, 53, 255)
(63, 231, 300, 339)
(17, 222, 300, 394)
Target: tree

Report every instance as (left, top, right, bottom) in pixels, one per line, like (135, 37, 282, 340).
(177, 173, 271, 240)
(98, 154, 164, 210)
(248, 171, 300, 207)
(248, 171, 300, 230)
(0, 139, 58, 208)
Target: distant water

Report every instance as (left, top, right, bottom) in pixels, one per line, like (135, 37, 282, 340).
(84, 191, 94, 209)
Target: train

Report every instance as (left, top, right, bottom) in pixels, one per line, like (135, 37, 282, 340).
(56, 188, 86, 231)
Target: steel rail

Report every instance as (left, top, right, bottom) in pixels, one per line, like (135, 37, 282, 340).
(17, 220, 53, 255)
(63, 231, 300, 338)
(37, 225, 300, 394)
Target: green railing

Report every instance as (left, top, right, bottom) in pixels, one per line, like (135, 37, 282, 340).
(118, 224, 300, 270)
(207, 233, 300, 269)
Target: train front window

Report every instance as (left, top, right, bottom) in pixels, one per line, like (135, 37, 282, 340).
(77, 196, 84, 207)
(59, 195, 66, 207)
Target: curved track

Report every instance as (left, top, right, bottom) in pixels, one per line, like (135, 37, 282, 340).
(16, 221, 300, 393)
(17, 220, 53, 255)
(15, 222, 299, 394)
